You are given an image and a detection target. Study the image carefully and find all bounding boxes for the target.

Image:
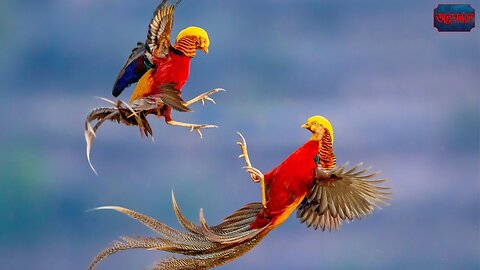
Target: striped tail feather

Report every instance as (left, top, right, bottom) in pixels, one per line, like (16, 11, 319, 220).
(86, 192, 270, 270)
(84, 97, 155, 174)
(152, 236, 265, 270)
(85, 86, 192, 174)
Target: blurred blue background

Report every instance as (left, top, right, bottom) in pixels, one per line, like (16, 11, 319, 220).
(0, 0, 479, 269)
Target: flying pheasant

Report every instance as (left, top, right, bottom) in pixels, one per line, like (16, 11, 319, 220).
(85, 0, 224, 173)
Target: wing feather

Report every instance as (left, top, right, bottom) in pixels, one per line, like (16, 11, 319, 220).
(146, 0, 182, 61)
(112, 1, 182, 97)
(297, 163, 391, 230)
(112, 43, 150, 97)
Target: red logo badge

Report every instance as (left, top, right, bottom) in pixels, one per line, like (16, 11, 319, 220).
(434, 4, 475, 32)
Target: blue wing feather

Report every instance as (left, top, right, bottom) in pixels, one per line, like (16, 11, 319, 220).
(112, 43, 153, 97)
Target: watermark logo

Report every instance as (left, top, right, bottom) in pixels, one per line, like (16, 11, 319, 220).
(434, 4, 475, 32)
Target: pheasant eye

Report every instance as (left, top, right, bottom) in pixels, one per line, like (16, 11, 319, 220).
(313, 122, 318, 125)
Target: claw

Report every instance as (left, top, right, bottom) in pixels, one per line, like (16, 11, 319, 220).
(236, 132, 247, 145)
(191, 125, 218, 139)
(203, 96, 216, 105)
(235, 132, 266, 207)
(236, 132, 259, 181)
(243, 166, 263, 179)
(167, 120, 217, 139)
(193, 128, 203, 139)
(184, 88, 225, 107)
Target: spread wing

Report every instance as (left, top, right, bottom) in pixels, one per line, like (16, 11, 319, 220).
(296, 162, 391, 231)
(146, 0, 181, 60)
(112, 0, 181, 97)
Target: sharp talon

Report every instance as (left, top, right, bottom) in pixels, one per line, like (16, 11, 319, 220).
(205, 97, 215, 104)
(236, 132, 247, 143)
(238, 154, 244, 158)
(184, 88, 225, 107)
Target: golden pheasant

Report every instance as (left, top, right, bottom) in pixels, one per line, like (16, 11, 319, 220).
(85, 0, 224, 173)
(87, 115, 390, 269)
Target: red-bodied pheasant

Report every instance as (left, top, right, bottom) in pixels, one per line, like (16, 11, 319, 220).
(85, 0, 224, 173)
(87, 115, 390, 269)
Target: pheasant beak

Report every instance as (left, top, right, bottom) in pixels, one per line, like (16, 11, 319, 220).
(201, 46, 209, 54)
(301, 123, 310, 129)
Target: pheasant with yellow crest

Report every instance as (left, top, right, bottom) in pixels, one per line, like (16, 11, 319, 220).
(85, 0, 224, 173)
(87, 115, 391, 269)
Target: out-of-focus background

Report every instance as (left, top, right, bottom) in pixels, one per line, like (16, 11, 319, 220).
(1, 0, 478, 269)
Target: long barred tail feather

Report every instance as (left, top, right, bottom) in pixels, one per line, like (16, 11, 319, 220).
(86, 192, 269, 270)
(87, 236, 174, 270)
(151, 236, 266, 270)
(86, 162, 389, 269)
(171, 193, 264, 237)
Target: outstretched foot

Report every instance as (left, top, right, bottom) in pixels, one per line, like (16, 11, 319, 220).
(236, 132, 260, 182)
(236, 132, 267, 208)
(184, 88, 225, 107)
(242, 166, 264, 183)
(166, 120, 217, 139)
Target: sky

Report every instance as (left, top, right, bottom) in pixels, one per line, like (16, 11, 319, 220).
(0, 0, 479, 270)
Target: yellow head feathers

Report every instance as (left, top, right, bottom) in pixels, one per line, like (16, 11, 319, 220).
(176, 26, 210, 53)
(301, 115, 334, 143)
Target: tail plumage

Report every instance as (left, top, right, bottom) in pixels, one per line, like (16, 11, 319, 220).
(87, 192, 270, 270)
(84, 97, 156, 174)
(84, 86, 221, 174)
(86, 162, 390, 269)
